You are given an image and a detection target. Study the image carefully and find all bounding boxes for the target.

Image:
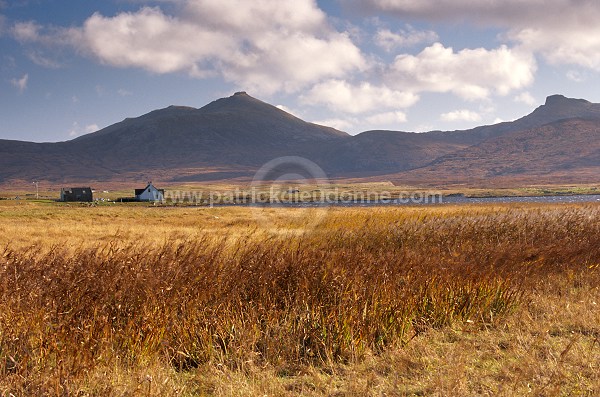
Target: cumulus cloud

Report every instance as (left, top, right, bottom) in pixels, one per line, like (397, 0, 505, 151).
(514, 91, 537, 106)
(414, 123, 434, 132)
(312, 117, 355, 131)
(68, 122, 99, 137)
(10, 73, 28, 93)
(26, 50, 61, 68)
(117, 88, 132, 96)
(12, 20, 40, 41)
(68, 123, 79, 137)
(566, 70, 586, 83)
(440, 109, 482, 122)
(387, 43, 536, 100)
(365, 111, 407, 125)
(275, 104, 304, 119)
(359, 0, 550, 22)
(360, 0, 600, 71)
(301, 79, 418, 114)
(16, 1, 366, 95)
(71, 8, 229, 74)
(85, 124, 99, 133)
(510, 26, 600, 71)
(374, 26, 438, 51)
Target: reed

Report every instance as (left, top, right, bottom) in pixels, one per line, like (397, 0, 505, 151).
(0, 203, 599, 395)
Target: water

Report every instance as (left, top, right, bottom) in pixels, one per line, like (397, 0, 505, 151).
(439, 194, 600, 205)
(235, 194, 600, 207)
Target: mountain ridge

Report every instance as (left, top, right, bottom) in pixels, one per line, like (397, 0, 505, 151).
(1, 92, 599, 187)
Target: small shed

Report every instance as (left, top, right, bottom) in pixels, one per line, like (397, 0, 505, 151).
(60, 187, 93, 202)
(135, 182, 164, 202)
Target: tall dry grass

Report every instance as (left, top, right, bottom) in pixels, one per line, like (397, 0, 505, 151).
(0, 203, 599, 395)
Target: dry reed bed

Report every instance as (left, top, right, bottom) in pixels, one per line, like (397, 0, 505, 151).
(1, 204, 599, 394)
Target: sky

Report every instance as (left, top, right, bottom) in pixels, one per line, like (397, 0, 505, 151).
(1, 0, 599, 142)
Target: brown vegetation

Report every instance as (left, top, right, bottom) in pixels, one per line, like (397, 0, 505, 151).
(2, 93, 600, 187)
(0, 202, 599, 395)
(392, 118, 600, 186)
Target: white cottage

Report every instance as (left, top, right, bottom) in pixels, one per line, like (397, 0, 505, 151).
(135, 182, 164, 202)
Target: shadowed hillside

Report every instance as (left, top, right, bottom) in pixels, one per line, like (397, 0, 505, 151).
(1, 93, 599, 186)
(389, 118, 600, 186)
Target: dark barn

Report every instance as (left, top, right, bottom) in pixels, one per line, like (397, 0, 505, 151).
(60, 187, 93, 202)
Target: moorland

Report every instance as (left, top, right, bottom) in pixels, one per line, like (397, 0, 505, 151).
(1, 199, 599, 396)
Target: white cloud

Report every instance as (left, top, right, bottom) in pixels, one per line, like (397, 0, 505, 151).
(510, 26, 600, 71)
(26, 50, 61, 68)
(374, 26, 438, 51)
(19, 2, 366, 95)
(12, 20, 77, 48)
(73, 7, 228, 74)
(302, 79, 418, 114)
(85, 124, 99, 133)
(566, 70, 586, 83)
(312, 117, 355, 131)
(360, 1, 586, 26)
(68, 122, 99, 137)
(361, 0, 600, 71)
(10, 73, 28, 93)
(514, 91, 537, 106)
(117, 88, 132, 96)
(275, 104, 304, 119)
(440, 109, 482, 122)
(276, 104, 292, 113)
(12, 20, 40, 41)
(68, 122, 79, 137)
(387, 43, 536, 100)
(414, 123, 434, 132)
(366, 111, 407, 125)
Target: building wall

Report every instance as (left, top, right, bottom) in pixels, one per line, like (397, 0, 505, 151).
(137, 187, 164, 202)
(60, 188, 93, 202)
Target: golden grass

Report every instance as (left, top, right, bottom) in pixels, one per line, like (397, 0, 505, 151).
(0, 201, 599, 395)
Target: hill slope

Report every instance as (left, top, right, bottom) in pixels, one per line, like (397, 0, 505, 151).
(1, 93, 599, 186)
(0, 92, 349, 183)
(391, 118, 600, 185)
(333, 95, 600, 175)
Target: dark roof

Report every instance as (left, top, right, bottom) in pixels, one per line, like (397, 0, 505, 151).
(135, 183, 163, 196)
(62, 187, 92, 193)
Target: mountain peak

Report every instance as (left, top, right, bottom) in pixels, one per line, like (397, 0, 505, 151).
(518, 94, 600, 127)
(544, 94, 590, 106)
(198, 91, 269, 114)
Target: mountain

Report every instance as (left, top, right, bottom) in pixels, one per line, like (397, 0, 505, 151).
(1, 93, 599, 187)
(334, 95, 600, 175)
(0, 92, 349, 184)
(390, 117, 600, 186)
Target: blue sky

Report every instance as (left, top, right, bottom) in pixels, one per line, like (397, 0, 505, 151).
(1, 0, 599, 142)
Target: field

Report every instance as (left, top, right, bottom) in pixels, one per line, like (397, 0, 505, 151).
(2, 181, 599, 204)
(1, 200, 600, 396)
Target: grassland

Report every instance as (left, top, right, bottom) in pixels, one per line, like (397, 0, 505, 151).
(1, 181, 598, 204)
(0, 200, 599, 396)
